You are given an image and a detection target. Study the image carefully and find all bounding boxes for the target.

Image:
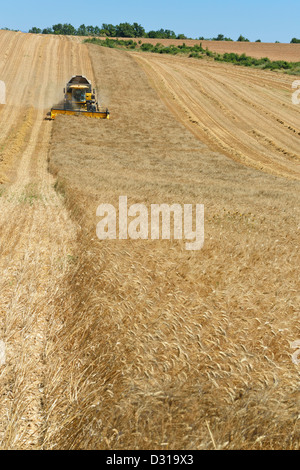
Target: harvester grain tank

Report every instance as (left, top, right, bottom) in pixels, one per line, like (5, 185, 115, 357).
(50, 75, 109, 120)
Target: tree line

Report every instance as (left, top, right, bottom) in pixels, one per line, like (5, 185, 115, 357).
(27, 24, 253, 41)
(28, 23, 187, 39)
(4, 22, 296, 43)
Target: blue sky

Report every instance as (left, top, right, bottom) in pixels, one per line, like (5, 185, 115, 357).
(1, 0, 299, 43)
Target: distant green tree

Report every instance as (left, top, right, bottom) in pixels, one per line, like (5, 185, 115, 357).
(115, 23, 135, 37)
(164, 29, 176, 39)
(29, 27, 42, 34)
(93, 26, 101, 36)
(214, 34, 225, 41)
(291, 37, 300, 43)
(52, 23, 63, 35)
(61, 23, 76, 35)
(51, 23, 76, 35)
(1, 27, 19, 32)
(77, 24, 87, 36)
(86, 25, 96, 36)
(101, 24, 117, 37)
(237, 34, 250, 42)
(147, 30, 158, 38)
(211, 34, 232, 41)
(177, 34, 187, 39)
(256, 39, 261, 42)
(42, 27, 53, 34)
(132, 23, 145, 37)
(147, 29, 176, 39)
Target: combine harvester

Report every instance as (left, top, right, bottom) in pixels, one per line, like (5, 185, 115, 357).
(50, 75, 110, 120)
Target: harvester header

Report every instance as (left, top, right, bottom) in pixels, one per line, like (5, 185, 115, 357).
(50, 75, 110, 120)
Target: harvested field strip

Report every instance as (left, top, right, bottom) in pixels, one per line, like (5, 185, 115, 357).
(133, 53, 300, 179)
(0, 31, 94, 449)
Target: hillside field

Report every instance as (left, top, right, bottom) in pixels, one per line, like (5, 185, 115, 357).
(0, 31, 299, 450)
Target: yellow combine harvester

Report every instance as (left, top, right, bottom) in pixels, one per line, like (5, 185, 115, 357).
(50, 75, 110, 120)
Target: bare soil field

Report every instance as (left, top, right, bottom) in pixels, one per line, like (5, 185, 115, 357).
(47, 44, 300, 449)
(111, 37, 300, 62)
(0, 31, 299, 450)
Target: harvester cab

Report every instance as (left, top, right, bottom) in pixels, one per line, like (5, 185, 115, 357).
(50, 75, 109, 120)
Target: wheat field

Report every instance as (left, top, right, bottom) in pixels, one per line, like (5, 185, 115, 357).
(47, 45, 300, 449)
(0, 31, 299, 449)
